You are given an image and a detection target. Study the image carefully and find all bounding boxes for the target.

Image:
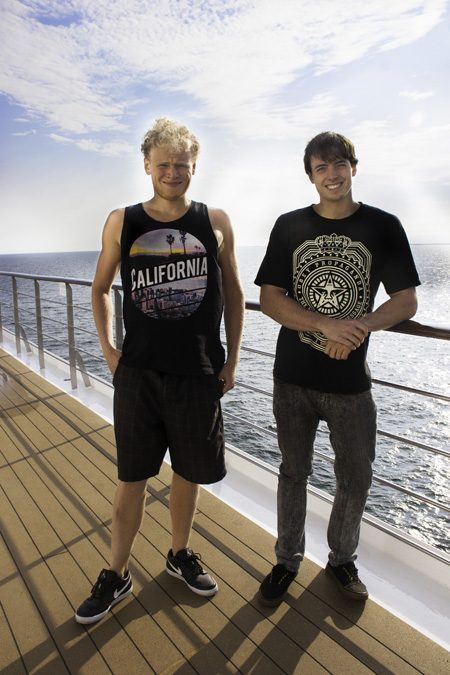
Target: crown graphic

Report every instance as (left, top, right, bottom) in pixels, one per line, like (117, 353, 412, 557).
(316, 233, 351, 253)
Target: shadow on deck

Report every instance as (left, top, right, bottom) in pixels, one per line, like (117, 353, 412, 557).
(0, 349, 448, 674)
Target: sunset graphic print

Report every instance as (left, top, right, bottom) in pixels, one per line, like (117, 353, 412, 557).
(129, 228, 208, 319)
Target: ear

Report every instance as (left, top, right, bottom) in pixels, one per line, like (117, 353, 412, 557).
(351, 164, 357, 177)
(308, 172, 314, 184)
(144, 156, 151, 175)
(192, 162, 196, 175)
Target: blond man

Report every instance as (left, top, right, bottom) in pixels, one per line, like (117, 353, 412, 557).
(75, 118, 244, 624)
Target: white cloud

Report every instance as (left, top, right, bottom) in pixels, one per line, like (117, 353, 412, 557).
(351, 119, 450, 183)
(49, 132, 73, 145)
(12, 128, 36, 136)
(409, 111, 425, 127)
(76, 138, 133, 156)
(49, 132, 133, 156)
(0, 0, 446, 150)
(193, 93, 350, 142)
(400, 90, 435, 100)
(0, 3, 127, 134)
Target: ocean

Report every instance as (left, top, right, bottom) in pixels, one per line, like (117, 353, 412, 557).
(0, 245, 449, 552)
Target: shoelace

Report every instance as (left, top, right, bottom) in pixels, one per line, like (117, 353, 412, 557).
(91, 573, 106, 598)
(342, 563, 359, 582)
(270, 566, 293, 585)
(90, 570, 122, 597)
(182, 551, 204, 575)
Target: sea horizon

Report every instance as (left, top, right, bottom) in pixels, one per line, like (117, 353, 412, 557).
(2, 240, 450, 257)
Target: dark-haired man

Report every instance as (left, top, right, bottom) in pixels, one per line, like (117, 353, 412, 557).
(255, 132, 420, 605)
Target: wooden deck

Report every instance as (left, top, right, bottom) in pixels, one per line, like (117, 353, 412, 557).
(0, 348, 448, 675)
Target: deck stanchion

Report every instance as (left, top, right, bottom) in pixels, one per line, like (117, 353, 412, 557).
(65, 282, 77, 389)
(12, 276, 21, 355)
(34, 279, 45, 370)
(0, 289, 3, 343)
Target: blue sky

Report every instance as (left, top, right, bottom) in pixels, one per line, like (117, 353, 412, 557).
(1, 0, 449, 253)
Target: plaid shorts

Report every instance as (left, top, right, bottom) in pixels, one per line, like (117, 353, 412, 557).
(113, 363, 226, 484)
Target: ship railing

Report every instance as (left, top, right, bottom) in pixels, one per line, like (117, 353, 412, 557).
(0, 271, 124, 390)
(0, 271, 449, 544)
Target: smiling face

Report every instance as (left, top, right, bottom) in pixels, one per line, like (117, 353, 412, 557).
(144, 145, 196, 202)
(309, 155, 357, 205)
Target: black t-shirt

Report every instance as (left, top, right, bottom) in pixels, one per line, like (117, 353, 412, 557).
(255, 204, 420, 393)
(120, 201, 225, 374)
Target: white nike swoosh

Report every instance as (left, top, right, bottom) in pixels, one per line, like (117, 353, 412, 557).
(113, 587, 123, 599)
(171, 564, 182, 574)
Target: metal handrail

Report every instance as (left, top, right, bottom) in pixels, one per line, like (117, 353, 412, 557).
(245, 299, 450, 341)
(222, 409, 450, 513)
(2, 272, 449, 340)
(0, 270, 448, 388)
(0, 268, 448, 401)
(236, 380, 449, 457)
(236, 374, 450, 408)
(0, 270, 448, 528)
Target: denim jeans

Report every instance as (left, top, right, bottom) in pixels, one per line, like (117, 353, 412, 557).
(273, 378, 376, 570)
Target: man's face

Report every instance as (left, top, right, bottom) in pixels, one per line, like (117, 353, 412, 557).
(309, 155, 356, 203)
(144, 146, 196, 201)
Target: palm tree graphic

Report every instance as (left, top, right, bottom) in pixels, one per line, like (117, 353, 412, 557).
(179, 230, 187, 255)
(166, 233, 175, 255)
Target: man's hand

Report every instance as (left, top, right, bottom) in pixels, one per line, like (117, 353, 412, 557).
(105, 346, 122, 376)
(318, 317, 369, 349)
(217, 361, 237, 394)
(324, 340, 352, 360)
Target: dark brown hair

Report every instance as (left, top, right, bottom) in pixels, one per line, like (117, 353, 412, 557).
(303, 132, 358, 175)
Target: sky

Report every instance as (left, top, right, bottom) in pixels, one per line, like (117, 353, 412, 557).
(1, 0, 449, 254)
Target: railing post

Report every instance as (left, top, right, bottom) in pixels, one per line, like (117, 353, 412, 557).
(74, 350, 91, 387)
(12, 276, 21, 355)
(114, 288, 123, 350)
(0, 288, 3, 343)
(65, 282, 77, 389)
(34, 279, 45, 370)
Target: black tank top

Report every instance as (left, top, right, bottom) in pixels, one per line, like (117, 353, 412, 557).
(119, 201, 225, 374)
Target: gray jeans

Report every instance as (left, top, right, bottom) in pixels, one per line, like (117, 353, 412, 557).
(273, 378, 376, 570)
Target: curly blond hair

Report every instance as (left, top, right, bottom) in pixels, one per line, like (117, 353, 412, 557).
(141, 117, 200, 160)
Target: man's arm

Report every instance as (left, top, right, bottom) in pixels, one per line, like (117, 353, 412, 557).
(324, 287, 418, 360)
(361, 287, 417, 332)
(209, 207, 245, 393)
(91, 209, 124, 375)
(260, 284, 368, 349)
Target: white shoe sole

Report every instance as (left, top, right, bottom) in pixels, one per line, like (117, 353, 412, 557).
(166, 566, 218, 597)
(75, 584, 133, 624)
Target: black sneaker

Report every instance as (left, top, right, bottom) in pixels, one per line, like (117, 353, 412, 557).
(75, 568, 133, 624)
(325, 561, 368, 600)
(166, 548, 218, 596)
(258, 564, 297, 606)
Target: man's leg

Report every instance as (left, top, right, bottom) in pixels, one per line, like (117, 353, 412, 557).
(169, 471, 199, 554)
(274, 380, 319, 571)
(110, 478, 148, 575)
(322, 390, 376, 600)
(259, 380, 319, 606)
(325, 390, 376, 566)
(75, 478, 146, 624)
(165, 471, 218, 596)
(164, 372, 224, 596)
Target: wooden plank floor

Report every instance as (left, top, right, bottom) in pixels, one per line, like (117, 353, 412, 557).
(0, 348, 448, 675)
